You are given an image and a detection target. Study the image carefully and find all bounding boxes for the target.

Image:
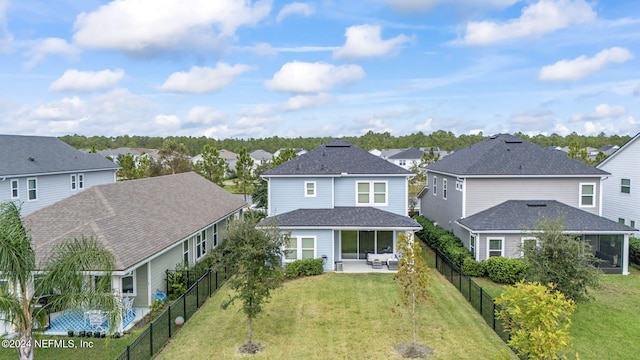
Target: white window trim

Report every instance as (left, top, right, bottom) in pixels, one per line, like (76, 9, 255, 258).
(183, 239, 190, 265)
(284, 235, 317, 262)
(487, 237, 504, 258)
(579, 182, 596, 208)
(442, 178, 447, 200)
(621, 178, 631, 194)
(304, 181, 317, 198)
(121, 270, 136, 296)
(195, 230, 207, 261)
(398, 159, 406, 166)
(520, 236, 539, 256)
(213, 223, 218, 248)
(27, 177, 37, 201)
(10, 179, 19, 199)
(432, 176, 437, 196)
(469, 234, 477, 259)
(71, 174, 77, 190)
(455, 180, 463, 191)
(355, 181, 388, 206)
(78, 174, 84, 189)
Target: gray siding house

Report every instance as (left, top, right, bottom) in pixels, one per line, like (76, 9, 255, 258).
(260, 139, 421, 271)
(418, 134, 636, 274)
(25, 172, 246, 314)
(0, 134, 119, 216)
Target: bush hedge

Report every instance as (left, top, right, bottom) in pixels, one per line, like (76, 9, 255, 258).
(630, 237, 640, 265)
(462, 257, 486, 277)
(414, 215, 470, 268)
(284, 258, 324, 279)
(484, 256, 528, 284)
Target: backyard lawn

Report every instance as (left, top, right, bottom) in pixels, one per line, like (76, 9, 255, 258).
(157, 271, 515, 360)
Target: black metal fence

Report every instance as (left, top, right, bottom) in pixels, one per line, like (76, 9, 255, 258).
(165, 269, 209, 300)
(432, 247, 509, 343)
(115, 269, 227, 360)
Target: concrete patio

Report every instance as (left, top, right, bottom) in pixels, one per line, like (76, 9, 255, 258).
(337, 261, 397, 273)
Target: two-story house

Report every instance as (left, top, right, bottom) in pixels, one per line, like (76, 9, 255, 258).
(597, 133, 640, 229)
(386, 148, 424, 170)
(260, 139, 421, 271)
(418, 134, 636, 274)
(0, 134, 119, 216)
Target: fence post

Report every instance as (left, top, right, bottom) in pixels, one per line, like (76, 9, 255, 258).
(208, 270, 212, 297)
(126, 345, 130, 360)
(165, 270, 169, 298)
(183, 291, 187, 320)
(149, 322, 154, 357)
(196, 279, 200, 308)
(215, 271, 218, 290)
(168, 305, 172, 338)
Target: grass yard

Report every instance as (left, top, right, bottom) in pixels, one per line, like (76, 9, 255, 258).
(157, 271, 515, 360)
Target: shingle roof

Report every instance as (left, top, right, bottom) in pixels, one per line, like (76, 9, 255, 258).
(250, 149, 273, 161)
(25, 172, 247, 271)
(425, 134, 608, 176)
(258, 207, 421, 229)
(457, 200, 637, 232)
(388, 148, 425, 160)
(263, 139, 412, 176)
(0, 134, 119, 176)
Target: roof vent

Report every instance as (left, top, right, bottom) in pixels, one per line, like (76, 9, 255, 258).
(527, 202, 547, 207)
(490, 134, 499, 139)
(505, 139, 523, 144)
(28, 157, 35, 161)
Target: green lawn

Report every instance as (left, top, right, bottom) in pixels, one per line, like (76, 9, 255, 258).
(157, 271, 515, 360)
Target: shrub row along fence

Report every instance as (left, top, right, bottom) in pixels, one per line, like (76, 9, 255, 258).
(115, 269, 227, 360)
(432, 247, 509, 343)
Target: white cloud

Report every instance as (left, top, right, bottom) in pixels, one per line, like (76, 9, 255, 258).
(283, 93, 333, 111)
(385, 0, 519, 13)
(634, 83, 640, 97)
(333, 24, 411, 60)
(265, 61, 365, 93)
(159, 63, 254, 94)
(203, 115, 279, 139)
(184, 106, 227, 125)
(0, 0, 12, 53)
(462, 0, 596, 45)
(276, 2, 314, 22)
(24, 38, 79, 69)
(571, 104, 627, 122)
(29, 97, 86, 120)
(49, 69, 125, 92)
(72, 0, 271, 54)
(415, 118, 433, 132)
(539, 47, 634, 81)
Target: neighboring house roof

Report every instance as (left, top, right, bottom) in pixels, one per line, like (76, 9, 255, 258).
(597, 133, 640, 167)
(132, 148, 161, 160)
(219, 149, 238, 160)
(259, 207, 421, 229)
(25, 172, 247, 271)
(380, 149, 403, 159)
(250, 149, 273, 161)
(425, 134, 608, 177)
(97, 147, 142, 159)
(263, 139, 413, 176)
(457, 200, 636, 233)
(0, 134, 119, 177)
(388, 148, 424, 160)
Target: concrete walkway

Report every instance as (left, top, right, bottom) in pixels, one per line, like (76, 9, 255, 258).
(337, 261, 397, 273)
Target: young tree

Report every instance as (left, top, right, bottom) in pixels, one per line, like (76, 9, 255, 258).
(495, 281, 576, 360)
(234, 148, 255, 201)
(159, 139, 193, 174)
(116, 153, 140, 180)
(196, 145, 227, 186)
(213, 216, 286, 354)
(393, 232, 433, 355)
(522, 217, 601, 302)
(271, 148, 297, 166)
(0, 202, 121, 360)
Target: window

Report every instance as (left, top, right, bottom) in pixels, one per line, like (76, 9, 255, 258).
(432, 176, 437, 196)
(305, 181, 316, 197)
(398, 160, 406, 166)
(579, 183, 595, 207)
(488, 238, 503, 258)
(469, 234, 476, 259)
(442, 178, 447, 200)
(621, 179, 631, 194)
(356, 181, 387, 206)
(10, 180, 18, 199)
(455, 180, 463, 191)
(213, 223, 218, 247)
(521, 237, 539, 256)
(631, 220, 636, 228)
(71, 174, 85, 190)
(27, 178, 37, 201)
(195, 230, 207, 260)
(71, 175, 77, 190)
(121, 271, 136, 295)
(78, 174, 84, 189)
(618, 218, 625, 224)
(284, 236, 316, 261)
(183, 240, 189, 265)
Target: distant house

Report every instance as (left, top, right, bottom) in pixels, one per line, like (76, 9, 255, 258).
(260, 139, 421, 271)
(220, 149, 238, 171)
(379, 148, 403, 159)
(0, 134, 119, 216)
(250, 149, 273, 166)
(25, 172, 246, 320)
(386, 148, 424, 170)
(95, 147, 142, 163)
(418, 134, 636, 274)
(597, 133, 640, 230)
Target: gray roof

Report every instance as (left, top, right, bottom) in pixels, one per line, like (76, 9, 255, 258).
(259, 207, 421, 229)
(0, 134, 119, 176)
(458, 200, 636, 233)
(263, 139, 413, 176)
(425, 134, 608, 176)
(388, 148, 425, 160)
(25, 172, 247, 271)
(250, 149, 273, 161)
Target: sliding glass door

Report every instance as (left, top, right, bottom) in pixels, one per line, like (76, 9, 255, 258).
(340, 230, 396, 260)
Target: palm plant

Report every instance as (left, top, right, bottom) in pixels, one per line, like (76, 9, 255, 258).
(0, 202, 122, 360)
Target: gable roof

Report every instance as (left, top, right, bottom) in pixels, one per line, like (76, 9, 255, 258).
(388, 148, 424, 160)
(597, 132, 640, 168)
(250, 149, 273, 161)
(263, 139, 412, 176)
(425, 133, 608, 177)
(457, 200, 636, 233)
(0, 134, 119, 177)
(25, 172, 247, 271)
(258, 207, 421, 229)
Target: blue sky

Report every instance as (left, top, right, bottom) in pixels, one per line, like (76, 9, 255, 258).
(1, 0, 639, 139)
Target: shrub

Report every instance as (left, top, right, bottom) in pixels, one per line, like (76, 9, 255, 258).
(284, 258, 324, 279)
(462, 257, 486, 277)
(484, 257, 528, 284)
(444, 246, 471, 268)
(630, 238, 640, 265)
(414, 215, 472, 270)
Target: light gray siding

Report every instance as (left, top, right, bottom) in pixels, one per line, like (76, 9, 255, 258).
(475, 233, 523, 262)
(420, 173, 464, 235)
(285, 229, 334, 271)
(598, 139, 640, 228)
(148, 244, 183, 306)
(465, 177, 602, 217)
(133, 263, 149, 308)
(269, 177, 333, 216)
(334, 176, 407, 215)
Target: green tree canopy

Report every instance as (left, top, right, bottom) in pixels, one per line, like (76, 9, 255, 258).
(195, 145, 227, 186)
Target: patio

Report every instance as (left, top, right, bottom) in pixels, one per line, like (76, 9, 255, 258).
(45, 306, 148, 335)
(338, 260, 398, 273)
